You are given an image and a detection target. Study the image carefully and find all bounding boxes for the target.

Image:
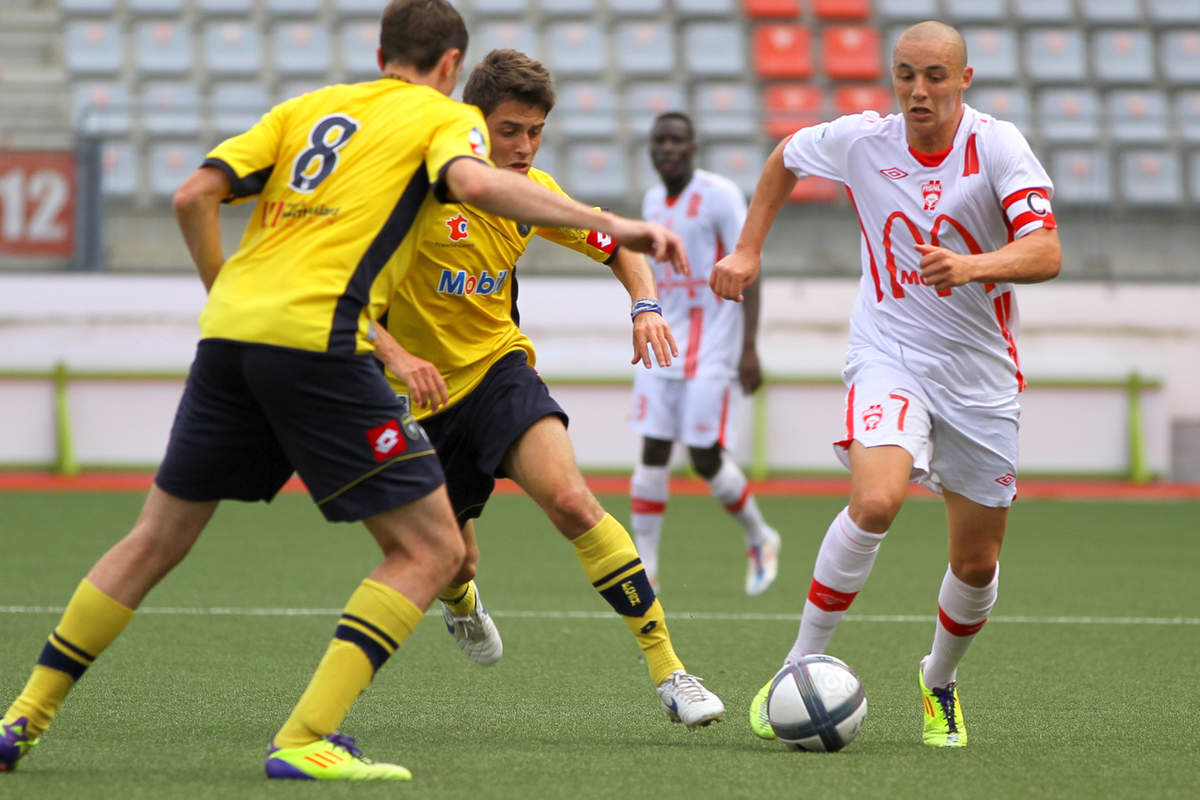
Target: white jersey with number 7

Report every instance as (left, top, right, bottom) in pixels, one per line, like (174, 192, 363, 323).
(782, 104, 1056, 403)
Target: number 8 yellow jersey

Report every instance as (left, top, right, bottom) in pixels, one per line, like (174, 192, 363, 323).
(198, 78, 491, 355)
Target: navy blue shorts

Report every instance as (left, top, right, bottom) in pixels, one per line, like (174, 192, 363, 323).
(156, 339, 444, 522)
(420, 350, 567, 525)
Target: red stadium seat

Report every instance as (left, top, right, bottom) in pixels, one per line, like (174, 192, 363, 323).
(821, 25, 881, 80)
(763, 84, 825, 138)
(813, 0, 871, 19)
(743, 0, 802, 16)
(788, 175, 838, 203)
(832, 84, 894, 115)
(753, 24, 813, 79)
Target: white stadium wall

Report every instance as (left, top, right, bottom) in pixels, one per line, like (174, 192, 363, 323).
(0, 274, 1194, 479)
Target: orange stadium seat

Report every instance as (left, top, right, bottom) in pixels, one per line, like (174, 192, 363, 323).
(821, 26, 882, 81)
(788, 175, 837, 203)
(763, 84, 825, 138)
(832, 84, 893, 115)
(743, 0, 801, 17)
(813, 0, 871, 20)
(753, 24, 813, 79)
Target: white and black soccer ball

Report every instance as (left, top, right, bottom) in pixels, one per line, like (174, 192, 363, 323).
(766, 654, 867, 752)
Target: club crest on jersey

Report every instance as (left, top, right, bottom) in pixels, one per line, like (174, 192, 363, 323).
(445, 214, 469, 241)
(921, 180, 943, 211)
(862, 404, 884, 431)
(437, 268, 509, 297)
(468, 127, 488, 158)
(586, 229, 616, 254)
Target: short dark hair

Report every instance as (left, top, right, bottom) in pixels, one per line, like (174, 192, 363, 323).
(462, 49, 556, 118)
(651, 111, 695, 140)
(379, 0, 468, 73)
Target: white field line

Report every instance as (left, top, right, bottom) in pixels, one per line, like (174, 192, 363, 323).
(0, 606, 1196, 625)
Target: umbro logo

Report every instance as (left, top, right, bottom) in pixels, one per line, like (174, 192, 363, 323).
(994, 473, 1016, 486)
(880, 167, 909, 180)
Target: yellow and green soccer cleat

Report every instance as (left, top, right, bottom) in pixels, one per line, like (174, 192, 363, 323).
(748, 675, 776, 741)
(265, 733, 412, 781)
(0, 716, 39, 772)
(918, 659, 967, 747)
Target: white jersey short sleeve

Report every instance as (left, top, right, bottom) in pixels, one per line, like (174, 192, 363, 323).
(782, 105, 1056, 403)
(641, 168, 748, 381)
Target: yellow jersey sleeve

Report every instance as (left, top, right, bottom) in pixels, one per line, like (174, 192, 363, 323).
(529, 168, 620, 265)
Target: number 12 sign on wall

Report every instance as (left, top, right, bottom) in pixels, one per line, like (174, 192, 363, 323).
(0, 151, 76, 259)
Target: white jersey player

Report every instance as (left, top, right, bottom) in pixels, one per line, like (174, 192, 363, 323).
(628, 112, 781, 597)
(712, 22, 1061, 748)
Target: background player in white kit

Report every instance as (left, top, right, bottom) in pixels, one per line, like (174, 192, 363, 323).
(711, 21, 1061, 746)
(629, 112, 781, 596)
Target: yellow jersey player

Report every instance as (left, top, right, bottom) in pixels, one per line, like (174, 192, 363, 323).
(373, 49, 726, 731)
(0, 1, 689, 782)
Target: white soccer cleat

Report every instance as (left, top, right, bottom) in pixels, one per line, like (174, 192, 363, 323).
(656, 670, 725, 731)
(441, 588, 503, 666)
(745, 526, 781, 596)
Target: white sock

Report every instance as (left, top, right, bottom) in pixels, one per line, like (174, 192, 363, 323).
(706, 456, 768, 547)
(923, 564, 998, 689)
(630, 463, 669, 581)
(786, 507, 886, 662)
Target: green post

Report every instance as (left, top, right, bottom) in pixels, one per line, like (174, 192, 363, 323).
(54, 362, 79, 477)
(1126, 372, 1149, 485)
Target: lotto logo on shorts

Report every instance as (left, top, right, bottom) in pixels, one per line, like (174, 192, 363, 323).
(862, 404, 884, 431)
(586, 229, 616, 254)
(367, 420, 407, 462)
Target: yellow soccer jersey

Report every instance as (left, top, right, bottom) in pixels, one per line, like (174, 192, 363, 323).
(197, 78, 491, 354)
(386, 167, 618, 417)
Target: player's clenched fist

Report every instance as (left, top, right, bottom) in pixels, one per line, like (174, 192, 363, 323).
(710, 250, 760, 302)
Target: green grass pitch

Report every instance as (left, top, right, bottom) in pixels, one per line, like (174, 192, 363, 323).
(1, 489, 1197, 799)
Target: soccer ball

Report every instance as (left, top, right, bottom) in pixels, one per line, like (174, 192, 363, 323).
(766, 654, 867, 752)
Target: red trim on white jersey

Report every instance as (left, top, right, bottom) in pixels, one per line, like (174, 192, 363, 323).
(908, 143, 953, 167)
(684, 306, 703, 379)
(835, 383, 856, 450)
(845, 187, 884, 302)
(1002, 187, 1056, 237)
(717, 384, 731, 449)
(992, 290, 1025, 392)
(962, 133, 980, 176)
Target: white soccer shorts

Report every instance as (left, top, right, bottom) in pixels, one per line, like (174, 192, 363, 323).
(629, 371, 739, 450)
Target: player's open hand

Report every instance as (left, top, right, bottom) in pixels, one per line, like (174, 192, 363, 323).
(710, 250, 760, 302)
(372, 324, 449, 412)
(610, 219, 690, 276)
(915, 243, 976, 294)
(632, 310, 678, 369)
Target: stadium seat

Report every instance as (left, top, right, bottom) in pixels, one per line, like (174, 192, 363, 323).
(475, 22, 539, 62)
(196, 0, 253, 12)
(339, 19, 380, 79)
(471, 0, 530, 15)
(675, 0, 738, 15)
(942, 0, 1006, 21)
(544, 22, 607, 77)
(1091, 29, 1154, 85)
(202, 20, 262, 78)
(127, 0, 184, 13)
(874, 0, 937, 19)
(330, 0, 386, 15)
(59, 0, 117, 12)
(532, 142, 558, 182)
(1106, 90, 1169, 144)
(963, 27, 1018, 83)
(788, 175, 837, 203)
(610, 0, 665, 13)
(969, 86, 1032, 132)
(693, 83, 758, 139)
(557, 82, 618, 139)
(100, 140, 138, 198)
(276, 80, 329, 104)
(813, 0, 870, 20)
(1024, 29, 1087, 84)
(1146, 0, 1200, 22)
(1049, 149, 1111, 205)
(72, 82, 132, 135)
(562, 143, 628, 201)
(1011, 0, 1074, 21)
(704, 143, 765, 196)
(1038, 88, 1100, 143)
(821, 26, 882, 81)
(624, 82, 687, 138)
(1161, 31, 1200, 85)
(763, 84, 825, 138)
(613, 21, 675, 77)
(148, 142, 206, 196)
(134, 21, 192, 76)
(271, 22, 331, 76)
(1176, 90, 1200, 143)
(210, 81, 271, 137)
(832, 84, 894, 116)
(683, 22, 747, 77)
(753, 24, 813, 79)
(64, 20, 123, 75)
(1188, 151, 1200, 204)
(1080, 0, 1143, 21)
(140, 81, 201, 136)
(539, 0, 600, 15)
(265, 0, 322, 15)
(743, 0, 801, 17)
(1118, 149, 1182, 205)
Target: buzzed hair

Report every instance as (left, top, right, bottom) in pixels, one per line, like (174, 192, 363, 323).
(379, 0, 468, 73)
(462, 49, 556, 117)
(895, 20, 968, 71)
(651, 111, 695, 140)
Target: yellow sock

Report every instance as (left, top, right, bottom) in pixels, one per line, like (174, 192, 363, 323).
(4, 579, 134, 737)
(572, 514, 684, 684)
(273, 579, 423, 749)
(438, 580, 477, 617)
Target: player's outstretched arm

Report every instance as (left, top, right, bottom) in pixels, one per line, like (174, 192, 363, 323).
(915, 226, 1062, 292)
(710, 139, 797, 302)
(173, 165, 231, 292)
(444, 158, 689, 275)
(371, 322, 450, 412)
(607, 248, 678, 369)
